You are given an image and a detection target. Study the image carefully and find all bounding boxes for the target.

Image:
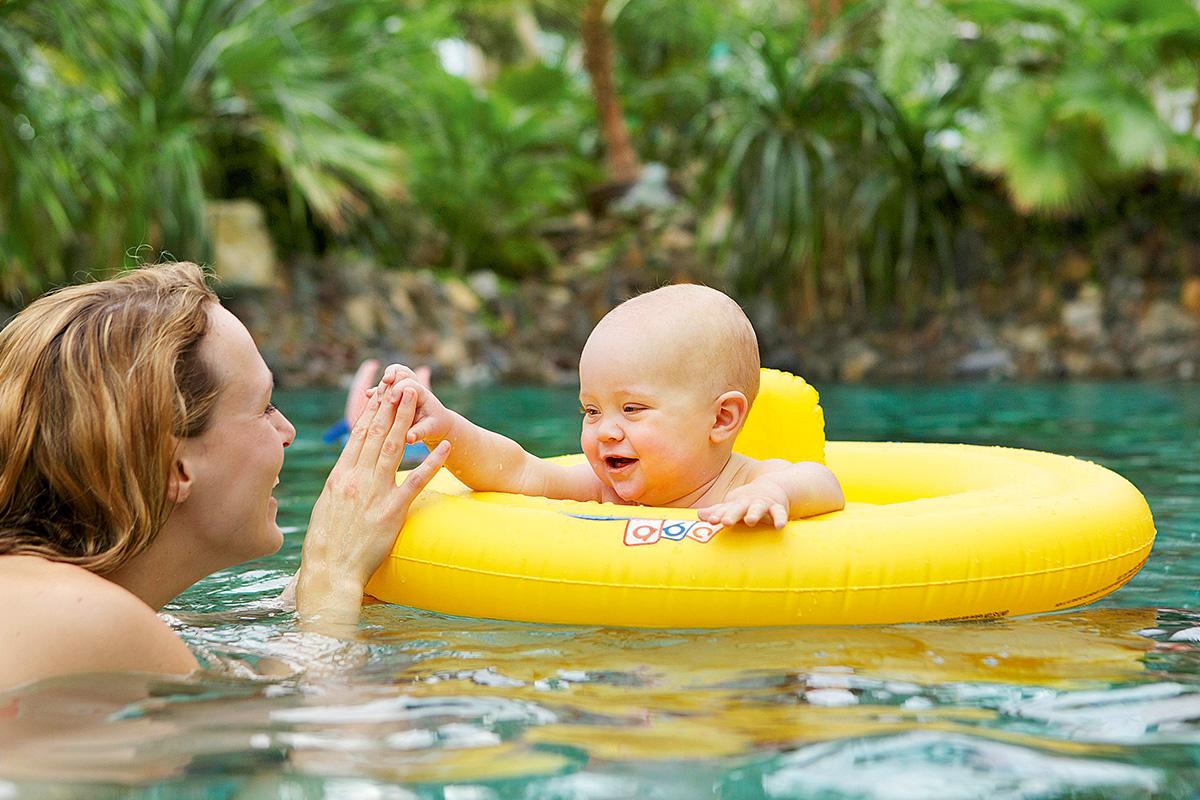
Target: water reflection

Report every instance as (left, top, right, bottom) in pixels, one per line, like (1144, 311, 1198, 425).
(0, 608, 1181, 793)
(6, 383, 1200, 797)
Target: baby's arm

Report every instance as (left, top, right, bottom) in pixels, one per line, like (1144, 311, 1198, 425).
(697, 461, 845, 529)
(391, 375, 602, 502)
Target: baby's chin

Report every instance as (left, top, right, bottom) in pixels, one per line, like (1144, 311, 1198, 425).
(609, 478, 690, 507)
(588, 459, 694, 506)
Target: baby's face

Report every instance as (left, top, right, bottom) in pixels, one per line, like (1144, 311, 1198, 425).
(578, 331, 725, 506)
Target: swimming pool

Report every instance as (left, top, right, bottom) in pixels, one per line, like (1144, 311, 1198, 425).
(3, 383, 1199, 798)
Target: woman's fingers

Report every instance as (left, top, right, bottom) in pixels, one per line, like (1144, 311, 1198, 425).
(394, 440, 451, 509)
(339, 380, 387, 469)
(355, 379, 402, 470)
(374, 387, 417, 486)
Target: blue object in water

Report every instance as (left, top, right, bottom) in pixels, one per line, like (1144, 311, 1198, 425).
(322, 417, 431, 466)
(321, 418, 351, 445)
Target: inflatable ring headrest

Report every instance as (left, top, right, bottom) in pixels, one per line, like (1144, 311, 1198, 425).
(733, 369, 826, 464)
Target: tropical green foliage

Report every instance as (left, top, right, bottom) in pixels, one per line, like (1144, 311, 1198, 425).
(880, 0, 1200, 212)
(695, 18, 963, 314)
(0, 0, 430, 294)
(397, 64, 596, 275)
(5, 0, 1200, 312)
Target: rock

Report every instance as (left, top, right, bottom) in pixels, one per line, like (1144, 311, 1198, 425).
(443, 278, 481, 315)
(1005, 324, 1050, 355)
(1133, 342, 1191, 376)
(956, 347, 1014, 379)
(1061, 349, 1096, 378)
(204, 200, 277, 289)
(839, 341, 880, 383)
(1061, 251, 1092, 283)
(342, 294, 379, 339)
(433, 334, 469, 374)
(454, 362, 494, 386)
(659, 223, 695, 254)
(1060, 283, 1104, 343)
(545, 285, 573, 310)
(467, 270, 502, 304)
(610, 163, 678, 216)
(1110, 275, 1145, 311)
(1182, 277, 1200, 317)
(1137, 299, 1198, 342)
(1001, 323, 1058, 377)
(382, 272, 418, 319)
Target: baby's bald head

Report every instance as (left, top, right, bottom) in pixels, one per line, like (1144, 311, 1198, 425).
(582, 284, 760, 404)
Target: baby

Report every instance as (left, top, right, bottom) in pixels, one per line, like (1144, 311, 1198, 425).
(390, 284, 844, 528)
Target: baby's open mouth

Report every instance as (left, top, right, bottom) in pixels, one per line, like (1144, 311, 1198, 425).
(604, 456, 638, 470)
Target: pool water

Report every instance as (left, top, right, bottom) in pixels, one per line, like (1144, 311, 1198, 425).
(4, 383, 1200, 798)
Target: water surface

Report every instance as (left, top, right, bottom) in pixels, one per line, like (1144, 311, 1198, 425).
(4, 383, 1200, 799)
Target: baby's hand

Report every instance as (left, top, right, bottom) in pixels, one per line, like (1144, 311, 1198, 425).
(388, 378, 457, 445)
(697, 479, 790, 529)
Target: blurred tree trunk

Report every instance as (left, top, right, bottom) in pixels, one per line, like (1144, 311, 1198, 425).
(808, 0, 846, 37)
(512, 1, 541, 65)
(580, 0, 639, 184)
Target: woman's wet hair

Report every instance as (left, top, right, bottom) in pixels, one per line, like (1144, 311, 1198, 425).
(0, 262, 221, 573)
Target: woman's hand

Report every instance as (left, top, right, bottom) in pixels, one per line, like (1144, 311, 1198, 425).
(296, 376, 450, 626)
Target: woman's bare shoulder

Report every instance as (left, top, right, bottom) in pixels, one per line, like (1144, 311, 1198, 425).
(0, 556, 197, 691)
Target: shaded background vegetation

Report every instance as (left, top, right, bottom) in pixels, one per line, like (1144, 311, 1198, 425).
(4, 0, 1200, 320)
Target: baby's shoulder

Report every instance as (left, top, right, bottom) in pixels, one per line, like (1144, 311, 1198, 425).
(727, 453, 792, 484)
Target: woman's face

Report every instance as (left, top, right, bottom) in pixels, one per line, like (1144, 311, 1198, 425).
(177, 305, 295, 567)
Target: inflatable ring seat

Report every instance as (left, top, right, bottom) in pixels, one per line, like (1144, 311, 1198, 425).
(366, 370, 1156, 627)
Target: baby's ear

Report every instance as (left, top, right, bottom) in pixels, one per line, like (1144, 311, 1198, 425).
(711, 391, 749, 443)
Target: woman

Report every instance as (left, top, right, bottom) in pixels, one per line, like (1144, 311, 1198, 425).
(0, 262, 448, 690)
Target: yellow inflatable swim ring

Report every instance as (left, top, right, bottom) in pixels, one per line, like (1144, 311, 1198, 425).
(366, 370, 1156, 627)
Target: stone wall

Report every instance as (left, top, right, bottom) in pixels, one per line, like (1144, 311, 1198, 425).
(227, 255, 1200, 388)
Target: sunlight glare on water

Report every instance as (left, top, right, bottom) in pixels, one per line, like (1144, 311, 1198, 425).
(3, 382, 1200, 798)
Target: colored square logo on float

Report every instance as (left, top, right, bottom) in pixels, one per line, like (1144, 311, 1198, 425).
(623, 519, 722, 547)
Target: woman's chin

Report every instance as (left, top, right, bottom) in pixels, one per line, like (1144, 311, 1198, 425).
(259, 501, 285, 555)
(258, 525, 285, 558)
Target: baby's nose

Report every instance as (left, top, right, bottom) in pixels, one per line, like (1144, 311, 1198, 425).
(597, 417, 624, 441)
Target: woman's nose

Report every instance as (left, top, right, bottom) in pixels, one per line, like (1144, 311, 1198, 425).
(278, 413, 297, 448)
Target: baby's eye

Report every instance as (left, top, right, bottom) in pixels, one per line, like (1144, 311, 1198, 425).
(580, 406, 599, 417)
(265, 401, 279, 416)
(622, 404, 645, 414)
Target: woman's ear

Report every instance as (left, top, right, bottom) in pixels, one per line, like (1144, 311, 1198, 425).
(167, 449, 195, 504)
(711, 391, 749, 444)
